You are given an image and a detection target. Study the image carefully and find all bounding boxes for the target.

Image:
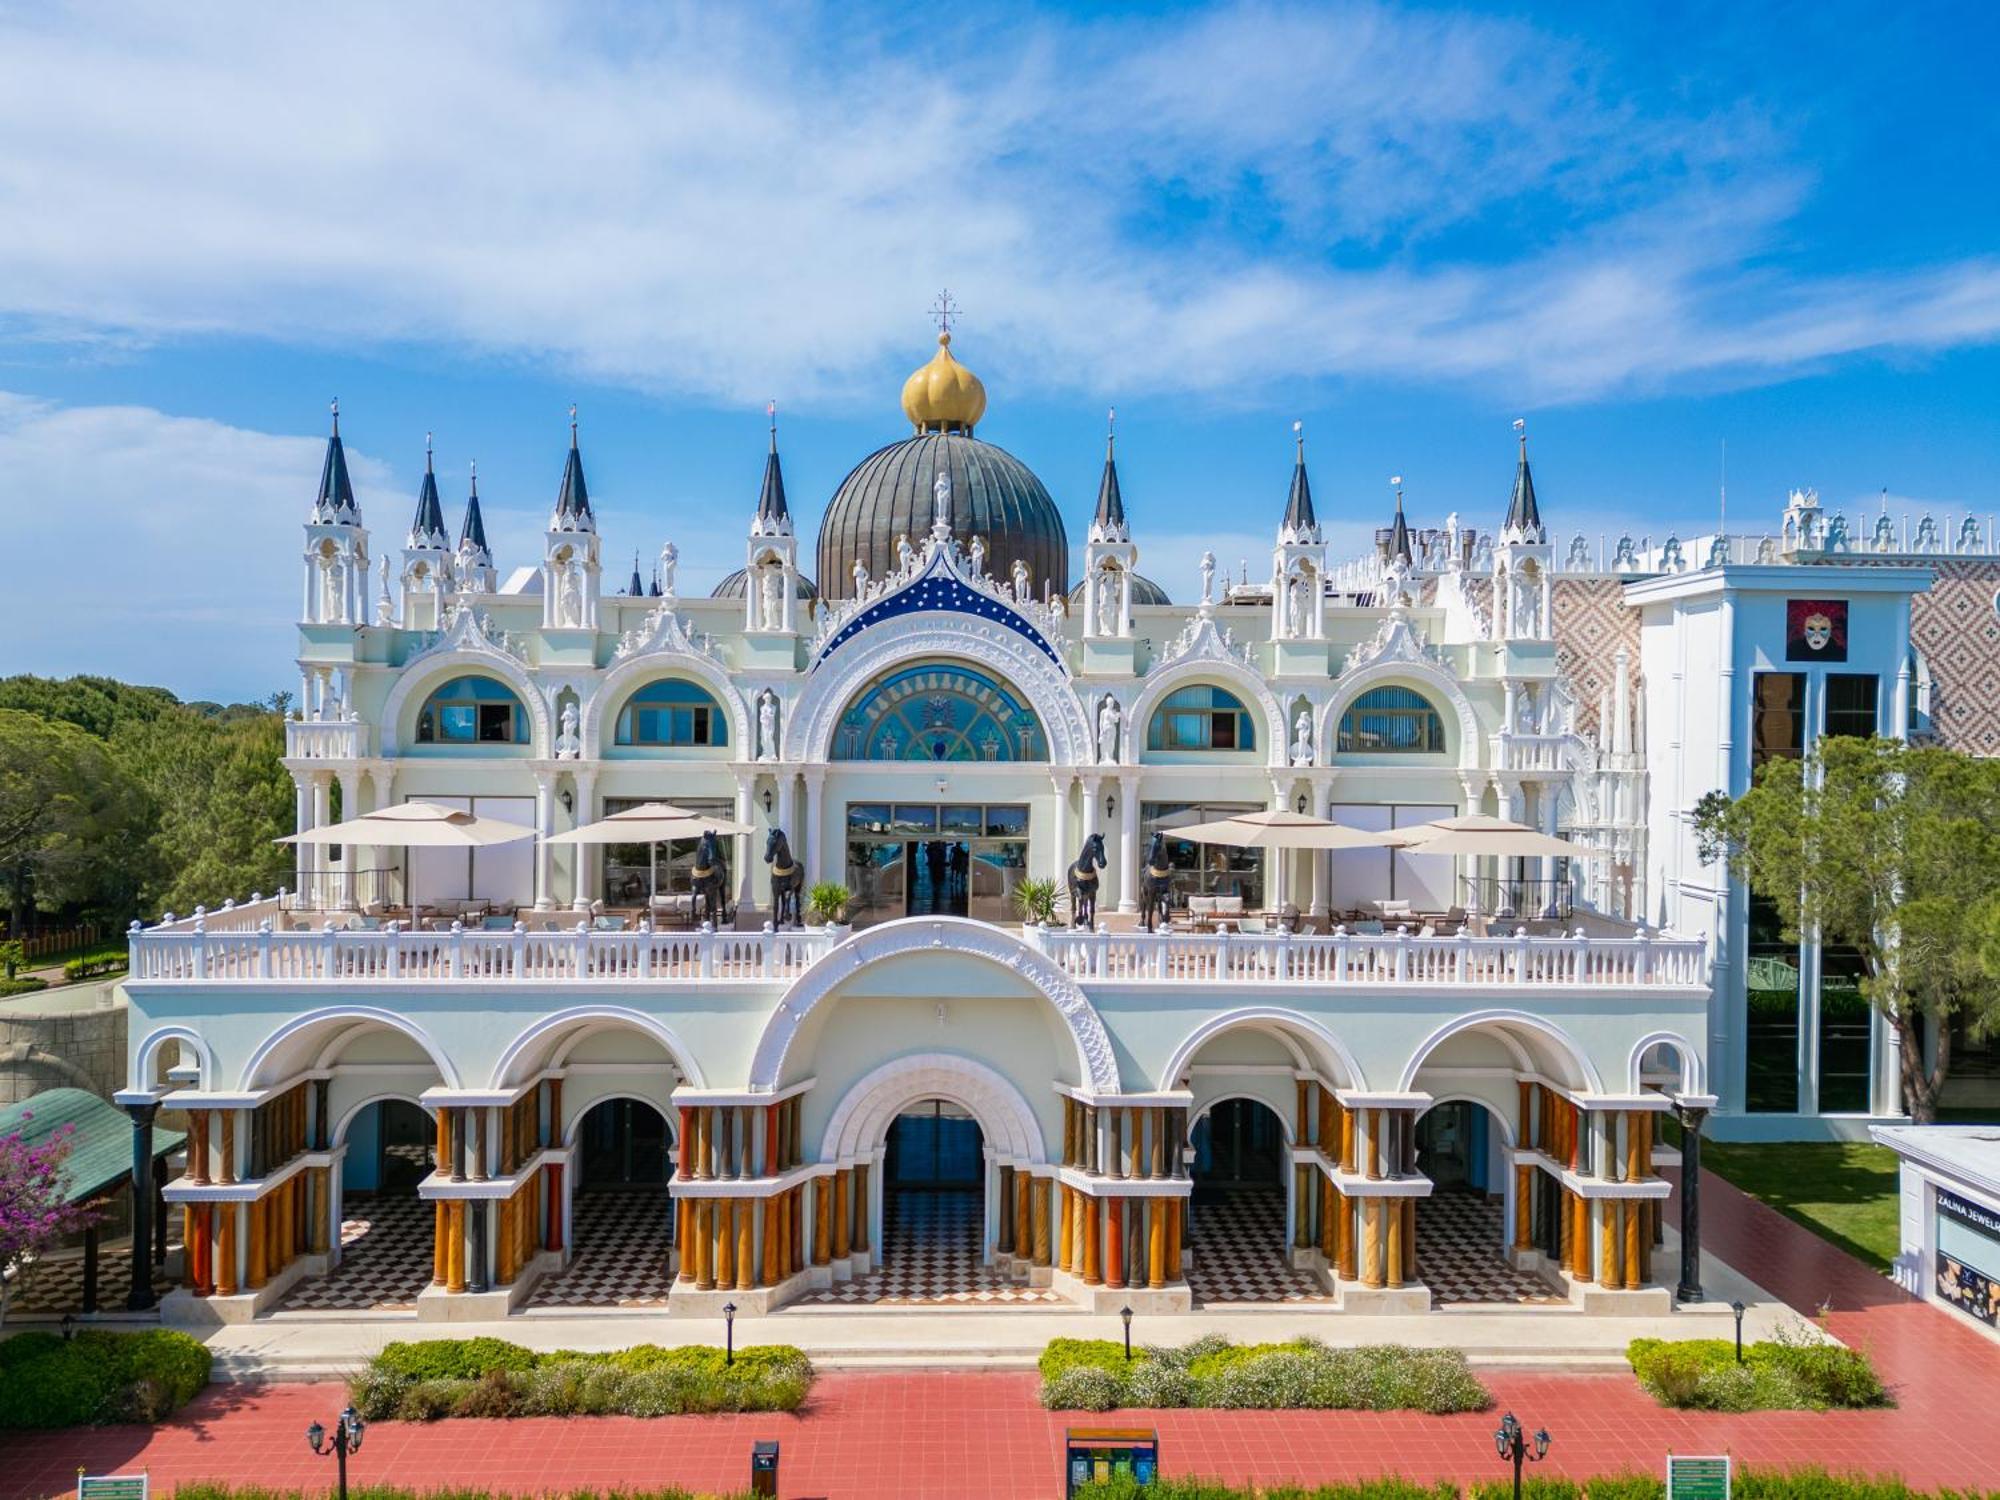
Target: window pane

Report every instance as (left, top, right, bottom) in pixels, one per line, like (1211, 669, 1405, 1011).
(984, 805, 1029, 838)
(477, 703, 513, 742)
(1825, 674, 1878, 741)
(1746, 893, 1801, 1112)
(440, 705, 477, 741)
(847, 803, 892, 833)
(890, 805, 939, 834)
(1212, 714, 1237, 749)
(1752, 673, 1805, 766)
(940, 804, 983, 834)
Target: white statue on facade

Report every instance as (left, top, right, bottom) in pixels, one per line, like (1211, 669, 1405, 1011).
(322, 556, 345, 623)
(852, 557, 870, 595)
(1097, 695, 1122, 764)
(1286, 575, 1308, 638)
(1199, 550, 1216, 606)
(759, 567, 784, 631)
(658, 541, 678, 597)
(1289, 710, 1314, 767)
(1011, 559, 1030, 601)
(376, 557, 394, 625)
(555, 701, 582, 759)
(969, 534, 985, 575)
(757, 689, 778, 762)
(897, 533, 916, 572)
(1095, 570, 1118, 633)
(933, 466, 953, 530)
(556, 562, 582, 626)
(1050, 590, 1066, 618)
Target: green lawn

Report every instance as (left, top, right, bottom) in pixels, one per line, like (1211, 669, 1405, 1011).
(1698, 1139, 1902, 1271)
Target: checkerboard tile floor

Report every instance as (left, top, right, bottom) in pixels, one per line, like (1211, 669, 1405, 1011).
(1184, 1185, 1333, 1305)
(4, 1236, 180, 1317)
(276, 1193, 432, 1313)
(1417, 1187, 1566, 1306)
(802, 1190, 1064, 1305)
(524, 1191, 676, 1309)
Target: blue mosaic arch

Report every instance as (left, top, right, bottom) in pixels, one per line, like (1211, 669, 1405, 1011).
(814, 551, 1064, 669)
(833, 662, 1048, 762)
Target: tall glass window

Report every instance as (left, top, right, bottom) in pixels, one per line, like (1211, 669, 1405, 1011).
(1745, 892, 1801, 1113)
(600, 795, 735, 906)
(1824, 674, 1880, 741)
(1336, 686, 1446, 753)
(1140, 801, 1265, 910)
(415, 676, 529, 745)
(1147, 686, 1256, 752)
(1751, 672, 1805, 766)
(1818, 945, 1873, 1113)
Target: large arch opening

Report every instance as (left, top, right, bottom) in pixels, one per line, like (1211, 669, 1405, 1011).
(1411, 1099, 1562, 1306)
(277, 1093, 436, 1315)
(1183, 1096, 1326, 1305)
(527, 1096, 677, 1310)
(805, 1053, 1059, 1307)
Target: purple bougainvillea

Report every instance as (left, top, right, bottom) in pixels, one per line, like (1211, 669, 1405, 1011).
(0, 1114, 102, 1325)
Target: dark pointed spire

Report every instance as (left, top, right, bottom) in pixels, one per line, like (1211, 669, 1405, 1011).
(754, 400, 790, 530)
(1092, 407, 1128, 539)
(628, 551, 644, 596)
(648, 563, 662, 597)
(1506, 417, 1542, 535)
(552, 404, 594, 531)
(313, 397, 359, 523)
(458, 460, 490, 556)
(407, 432, 448, 548)
(1388, 475, 1412, 566)
(1281, 420, 1319, 539)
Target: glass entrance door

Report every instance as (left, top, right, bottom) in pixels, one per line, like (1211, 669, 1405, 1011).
(846, 803, 1029, 926)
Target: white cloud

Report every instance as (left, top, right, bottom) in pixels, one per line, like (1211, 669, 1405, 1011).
(0, 3, 1994, 410)
(0, 394, 399, 699)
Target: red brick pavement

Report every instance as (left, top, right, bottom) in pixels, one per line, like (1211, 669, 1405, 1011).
(6, 1168, 1999, 1500)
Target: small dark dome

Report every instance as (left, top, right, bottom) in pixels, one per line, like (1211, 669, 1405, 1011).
(1069, 574, 1172, 607)
(711, 568, 819, 601)
(816, 431, 1069, 602)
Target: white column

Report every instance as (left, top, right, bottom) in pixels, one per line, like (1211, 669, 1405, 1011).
(1310, 779, 1330, 919)
(777, 773, 798, 854)
(335, 768, 362, 909)
(309, 773, 332, 909)
(1268, 779, 1289, 911)
(1539, 781, 1560, 916)
(1050, 774, 1073, 884)
(802, 771, 826, 887)
(1117, 772, 1140, 914)
(533, 771, 556, 911)
(293, 773, 314, 903)
(735, 774, 757, 917)
(570, 771, 598, 910)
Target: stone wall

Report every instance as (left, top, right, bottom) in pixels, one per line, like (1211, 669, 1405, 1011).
(0, 986, 127, 1105)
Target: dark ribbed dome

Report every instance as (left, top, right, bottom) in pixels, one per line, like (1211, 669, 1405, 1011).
(816, 432, 1069, 602)
(711, 567, 819, 601)
(1069, 574, 1172, 607)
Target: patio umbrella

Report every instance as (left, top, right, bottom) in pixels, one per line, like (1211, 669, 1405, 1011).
(278, 800, 537, 921)
(544, 801, 757, 904)
(1167, 809, 1393, 850)
(1375, 814, 1604, 860)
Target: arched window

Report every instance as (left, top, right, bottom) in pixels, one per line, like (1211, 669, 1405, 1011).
(615, 679, 728, 747)
(1337, 686, 1445, 754)
(834, 663, 1046, 762)
(415, 676, 529, 745)
(1148, 685, 1256, 752)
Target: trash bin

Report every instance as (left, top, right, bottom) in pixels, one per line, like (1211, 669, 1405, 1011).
(1065, 1428, 1158, 1494)
(750, 1439, 780, 1497)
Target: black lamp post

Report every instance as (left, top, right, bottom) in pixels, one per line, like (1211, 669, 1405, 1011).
(1120, 1304, 1133, 1361)
(1730, 1299, 1747, 1364)
(724, 1301, 738, 1367)
(306, 1405, 365, 1500)
(60, 1313, 76, 1342)
(1493, 1412, 1549, 1500)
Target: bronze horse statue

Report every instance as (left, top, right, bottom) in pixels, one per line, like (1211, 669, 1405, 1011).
(1066, 831, 1107, 927)
(690, 828, 730, 928)
(764, 827, 804, 929)
(1138, 830, 1175, 932)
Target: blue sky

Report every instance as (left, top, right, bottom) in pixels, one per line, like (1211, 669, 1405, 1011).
(2, 1, 1998, 701)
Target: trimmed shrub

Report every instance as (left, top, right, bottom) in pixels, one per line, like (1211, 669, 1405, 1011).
(62, 952, 127, 982)
(0, 1328, 211, 1428)
(1627, 1325, 1889, 1412)
(1037, 1337, 1489, 1414)
(0, 976, 49, 997)
(351, 1339, 813, 1422)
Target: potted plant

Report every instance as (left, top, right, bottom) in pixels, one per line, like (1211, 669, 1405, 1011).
(807, 882, 853, 933)
(1013, 877, 1062, 928)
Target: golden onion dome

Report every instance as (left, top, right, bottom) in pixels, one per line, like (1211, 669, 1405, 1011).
(900, 331, 987, 434)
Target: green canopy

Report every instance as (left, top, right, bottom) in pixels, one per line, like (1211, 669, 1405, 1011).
(0, 1088, 184, 1206)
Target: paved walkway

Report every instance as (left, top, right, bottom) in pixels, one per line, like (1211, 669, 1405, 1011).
(9, 1168, 2000, 1498)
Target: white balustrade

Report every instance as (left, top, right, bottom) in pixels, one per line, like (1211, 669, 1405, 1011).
(283, 720, 369, 760)
(129, 916, 1704, 990)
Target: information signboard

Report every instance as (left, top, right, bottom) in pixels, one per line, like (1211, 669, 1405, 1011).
(77, 1475, 148, 1500)
(1667, 1455, 1731, 1500)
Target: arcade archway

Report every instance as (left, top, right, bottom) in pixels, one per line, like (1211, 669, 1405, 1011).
(1184, 1097, 1328, 1304)
(1412, 1099, 1562, 1306)
(278, 1095, 435, 1314)
(527, 1097, 677, 1310)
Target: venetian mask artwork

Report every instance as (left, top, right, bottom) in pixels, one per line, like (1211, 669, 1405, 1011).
(1786, 598, 1848, 662)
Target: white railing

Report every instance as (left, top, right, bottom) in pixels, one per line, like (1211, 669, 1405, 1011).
(127, 919, 833, 984)
(1029, 924, 1706, 989)
(284, 719, 370, 760)
(129, 915, 1705, 989)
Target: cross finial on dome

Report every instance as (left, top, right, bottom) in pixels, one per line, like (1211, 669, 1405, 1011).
(330, 396, 339, 435)
(928, 288, 961, 336)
